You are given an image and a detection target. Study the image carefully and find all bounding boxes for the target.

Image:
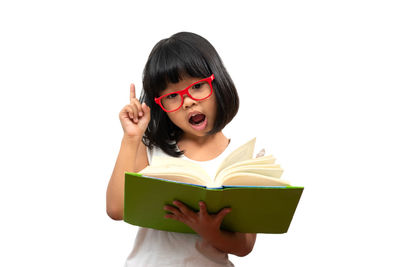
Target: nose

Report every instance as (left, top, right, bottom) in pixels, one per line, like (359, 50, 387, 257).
(182, 94, 197, 110)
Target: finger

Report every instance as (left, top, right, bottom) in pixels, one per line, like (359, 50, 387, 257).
(127, 105, 138, 121)
(164, 213, 178, 220)
(215, 208, 232, 225)
(256, 148, 265, 158)
(164, 205, 184, 222)
(130, 83, 136, 103)
(129, 103, 139, 122)
(198, 201, 208, 217)
(173, 200, 194, 216)
(131, 98, 144, 117)
(164, 213, 185, 223)
(163, 204, 180, 214)
(121, 105, 134, 120)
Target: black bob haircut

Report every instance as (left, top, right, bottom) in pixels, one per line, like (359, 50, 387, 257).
(139, 32, 239, 157)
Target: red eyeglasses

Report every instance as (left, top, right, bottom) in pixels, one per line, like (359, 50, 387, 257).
(154, 74, 215, 112)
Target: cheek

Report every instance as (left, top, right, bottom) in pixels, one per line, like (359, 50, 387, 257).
(206, 98, 218, 117)
(167, 113, 186, 127)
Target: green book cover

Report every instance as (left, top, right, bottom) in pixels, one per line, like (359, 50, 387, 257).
(123, 172, 303, 234)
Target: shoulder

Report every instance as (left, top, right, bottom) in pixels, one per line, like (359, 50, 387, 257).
(135, 141, 150, 172)
(146, 144, 176, 165)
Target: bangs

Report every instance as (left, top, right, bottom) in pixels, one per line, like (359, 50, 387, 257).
(144, 38, 212, 96)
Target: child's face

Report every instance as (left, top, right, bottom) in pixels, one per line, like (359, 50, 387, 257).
(160, 75, 218, 137)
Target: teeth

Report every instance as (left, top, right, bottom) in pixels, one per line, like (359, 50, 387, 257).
(189, 113, 205, 125)
(189, 113, 200, 121)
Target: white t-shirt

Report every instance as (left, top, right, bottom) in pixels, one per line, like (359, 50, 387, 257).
(124, 137, 265, 267)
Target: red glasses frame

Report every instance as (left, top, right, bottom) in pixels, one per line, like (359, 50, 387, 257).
(154, 74, 215, 112)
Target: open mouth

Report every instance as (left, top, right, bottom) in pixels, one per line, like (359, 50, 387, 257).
(188, 112, 208, 131)
(189, 113, 206, 125)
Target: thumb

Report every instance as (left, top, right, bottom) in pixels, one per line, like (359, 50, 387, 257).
(137, 102, 151, 130)
(141, 102, 151, 120)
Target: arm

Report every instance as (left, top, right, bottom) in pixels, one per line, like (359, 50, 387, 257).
(164, 201, 256, 257)
(106, 136, 148, 220)
(203, 229, 256, 257)
(106, 83, 150, 220)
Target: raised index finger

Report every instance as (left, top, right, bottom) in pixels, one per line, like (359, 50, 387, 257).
(130, 83, 136, 103)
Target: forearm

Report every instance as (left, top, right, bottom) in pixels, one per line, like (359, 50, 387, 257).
(106, 135, 141, 220)
(204, 231, 256, 257)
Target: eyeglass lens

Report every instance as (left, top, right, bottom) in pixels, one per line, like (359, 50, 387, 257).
(160, 81, 212, 111)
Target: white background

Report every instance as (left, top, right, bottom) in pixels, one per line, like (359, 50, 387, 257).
(1, 0, 399, 266)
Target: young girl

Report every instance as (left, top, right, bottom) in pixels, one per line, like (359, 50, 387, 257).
(107, 32, 261, 266)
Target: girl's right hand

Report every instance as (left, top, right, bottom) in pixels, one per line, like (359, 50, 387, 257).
(119, 83, 151, 138)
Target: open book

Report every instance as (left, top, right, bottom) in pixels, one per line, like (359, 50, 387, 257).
(124, 138, 303, 233)
(139, 138, 291, 188)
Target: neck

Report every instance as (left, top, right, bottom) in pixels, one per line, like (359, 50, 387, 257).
(178, 131, 230, 161)
(181, 131, 227, 146)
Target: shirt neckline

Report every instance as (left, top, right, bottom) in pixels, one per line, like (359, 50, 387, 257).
(181, 138, 232, 163)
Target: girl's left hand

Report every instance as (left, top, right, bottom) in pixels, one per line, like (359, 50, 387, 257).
(164, 201, 231, 239)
